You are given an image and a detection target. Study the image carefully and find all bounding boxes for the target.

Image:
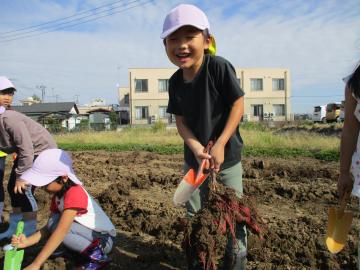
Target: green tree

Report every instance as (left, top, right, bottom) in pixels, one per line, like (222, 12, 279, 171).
(32, 94, 41, 102)
(109, 111, 118, 130)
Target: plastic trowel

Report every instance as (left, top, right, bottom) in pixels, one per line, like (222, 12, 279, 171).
(325, 193, 353, 254)
(3, 221, 24, 270)
(173, 141, 213, 206)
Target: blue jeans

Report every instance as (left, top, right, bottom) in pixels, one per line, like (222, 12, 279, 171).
(185, 162, 247, 270)
(8, 157, 37, 212)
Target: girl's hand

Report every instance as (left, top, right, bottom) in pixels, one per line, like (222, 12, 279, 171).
(23, 263, 41, 270)
(337, 173, 353, 199)
(14, 179, 29, 194)
(193, 145, 211, 165)
(209, 142, 225, 172)
(11, 233, 28, 248)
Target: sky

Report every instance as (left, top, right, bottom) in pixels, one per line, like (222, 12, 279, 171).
(1, 0, 360, 113)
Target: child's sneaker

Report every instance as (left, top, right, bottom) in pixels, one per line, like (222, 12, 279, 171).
(81, 239, 108, 263)
(87, 245, 108, 263)
(77, 260, 109, 270)
(76, 238, 110, 270)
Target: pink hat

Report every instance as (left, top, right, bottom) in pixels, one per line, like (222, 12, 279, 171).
(161, 4, 210, 39)
(21, 149, 82, 186)
(0, 76, 16, 91)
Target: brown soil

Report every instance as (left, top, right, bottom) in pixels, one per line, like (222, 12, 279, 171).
(274, 125, 342, 137)
(0, 151, 358, 270)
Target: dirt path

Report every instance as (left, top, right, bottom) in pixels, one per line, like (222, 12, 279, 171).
(0, 151, 358, 269)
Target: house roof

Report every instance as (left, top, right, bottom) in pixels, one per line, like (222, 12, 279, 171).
(87, 108, 112, 113)
(12, 102, 79, 114)
(77, 105, 113, 114)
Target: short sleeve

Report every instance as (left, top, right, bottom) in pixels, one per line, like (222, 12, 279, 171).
(167, 74, 183, 116)
(220, 60, 245, 105)
(63, 185, 88, 215)
(343, 74, 352, 84)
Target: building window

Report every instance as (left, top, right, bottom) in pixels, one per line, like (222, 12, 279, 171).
(237, 78, 241, 87)
(251, 104, 263, 116)
(135, 79, 148, 92)
(273, 104, 285, 116)
(158, 79, 169, 92)
(250, 79, 263, 91)
(272, 79, 285, 91)
(135, 106, 149, 120)
(124, 94, 129, 105)
(159, 106, 168, 118)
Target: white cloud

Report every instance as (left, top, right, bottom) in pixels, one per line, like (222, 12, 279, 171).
(0, 0, 359, 112)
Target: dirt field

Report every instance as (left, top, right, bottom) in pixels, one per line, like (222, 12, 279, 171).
(0, 151, 358, 270)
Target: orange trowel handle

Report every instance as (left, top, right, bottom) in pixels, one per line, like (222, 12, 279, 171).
(194, 140, 214, 186)
(204, 140, 214, 154)
(183, 140, 214, 187)
(200, 140, 214, 173)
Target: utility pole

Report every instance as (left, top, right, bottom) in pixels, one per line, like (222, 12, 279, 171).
(74, 94, 79, 104)
(36, 85, 46, 103)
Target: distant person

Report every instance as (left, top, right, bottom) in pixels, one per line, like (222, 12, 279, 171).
(11, 149, 116, 270)
(0, 151, 6, 222)
(0, 76, 57, 244)
(161, 4, 247, 269)
(0, 77, 16, 223)
(337, 62, 360, 265)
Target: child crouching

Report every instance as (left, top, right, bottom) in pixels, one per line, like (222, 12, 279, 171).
(11, 149, 116, 270)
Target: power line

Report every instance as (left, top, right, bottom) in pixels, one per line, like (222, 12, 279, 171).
(0, 0, 153, 43)
(0, 0, 135, 39)
(0, 0, 129, 37)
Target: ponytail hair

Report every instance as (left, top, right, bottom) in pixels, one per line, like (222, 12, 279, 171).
(203, 29, 216, 56)
(348, 62, 360, 98)
(55, 176, 76, 198)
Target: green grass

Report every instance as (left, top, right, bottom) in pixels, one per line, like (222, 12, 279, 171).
(241, 129, 339, 151)
(55, 126, 340, 161)
(58, 142, 183, 154)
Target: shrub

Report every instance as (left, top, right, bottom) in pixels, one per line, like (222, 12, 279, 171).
(151, 120, 166, 132)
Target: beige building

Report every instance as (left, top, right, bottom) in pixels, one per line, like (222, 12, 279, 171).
(118, 67, 291, 125)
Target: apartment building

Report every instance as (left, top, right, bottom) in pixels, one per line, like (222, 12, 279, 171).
(118, 67, 291, 125)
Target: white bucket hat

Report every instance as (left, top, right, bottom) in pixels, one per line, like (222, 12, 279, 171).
(21, 149, 82, 186)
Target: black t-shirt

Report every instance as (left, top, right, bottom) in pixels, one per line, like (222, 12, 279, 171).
(167, 54, 245, 170)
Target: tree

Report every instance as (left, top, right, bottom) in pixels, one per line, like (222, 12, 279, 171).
(32, 94, 41, 102)
(109, 111, 118, 130)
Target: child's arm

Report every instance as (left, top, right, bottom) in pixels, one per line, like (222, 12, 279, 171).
(210, 96, 244, 172)
(175, 115, 211, 164)
(11, 226, 50, 248)
(25, 209, 77, 270)
(338, 85, 360, 198)
(6, 119, 34, 194)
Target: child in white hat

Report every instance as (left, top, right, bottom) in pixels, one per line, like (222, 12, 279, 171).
(11, 148, 116, 270)
(161, 4, 247, 269)
(0, 76, 57, 243)
(0, 76, 16, 222)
